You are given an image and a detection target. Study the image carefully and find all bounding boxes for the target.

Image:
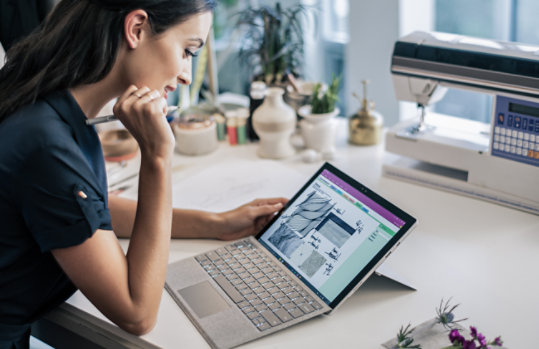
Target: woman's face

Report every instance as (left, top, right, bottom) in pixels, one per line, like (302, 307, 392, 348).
(122, 11, 213, 99)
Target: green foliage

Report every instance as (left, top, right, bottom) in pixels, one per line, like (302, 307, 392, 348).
(393, 323, 422, 349)
(311, 75, 341, 114)
(236, 2, 311, 85)
(436, 298, 467, 330)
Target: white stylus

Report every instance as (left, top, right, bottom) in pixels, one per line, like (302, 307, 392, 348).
(86, 106, 179, 126)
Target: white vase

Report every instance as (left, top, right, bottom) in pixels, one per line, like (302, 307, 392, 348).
(298, 105, 339, 154)
(252, 87, 296, 159)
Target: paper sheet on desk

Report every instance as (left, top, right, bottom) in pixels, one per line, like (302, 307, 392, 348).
(172, 160, 307, 212)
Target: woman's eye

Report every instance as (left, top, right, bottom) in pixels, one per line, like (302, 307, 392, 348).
(185, 49, 198, 58)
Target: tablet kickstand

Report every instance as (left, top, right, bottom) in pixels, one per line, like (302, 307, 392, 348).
(374, 262, 417, 290)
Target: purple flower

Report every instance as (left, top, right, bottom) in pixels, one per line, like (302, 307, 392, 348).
(494, 336, 503, 346)
(450, 329, 465, 345)
(477, 333, 487, 346)
(463, 339, 477, 349)
(470, 326, 478, 338)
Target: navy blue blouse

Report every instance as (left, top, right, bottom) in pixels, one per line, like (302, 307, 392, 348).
(0, 90, 112, 344)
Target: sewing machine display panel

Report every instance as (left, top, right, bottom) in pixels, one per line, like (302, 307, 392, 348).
(492, 95, 539, 167)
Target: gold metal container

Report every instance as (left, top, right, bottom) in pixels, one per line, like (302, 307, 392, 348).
(348, 80, 383, 145)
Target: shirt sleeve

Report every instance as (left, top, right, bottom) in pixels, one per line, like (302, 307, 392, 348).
(17, 144, 112, 252)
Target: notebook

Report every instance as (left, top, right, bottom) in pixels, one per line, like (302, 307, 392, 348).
(165, 162, 417, 349)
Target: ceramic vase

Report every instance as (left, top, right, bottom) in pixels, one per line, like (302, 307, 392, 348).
(298, 105, 339, 155)
(252, 87, 296, 159)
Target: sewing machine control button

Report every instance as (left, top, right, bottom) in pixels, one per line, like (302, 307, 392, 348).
(505, 144, 511, 152)
(530, 134, 536, 142)
(493, 142, 499, 150)
(500, 128, 506, 136)
(508, 115, 513, 126)
(512, 130, 518, 138)
(511, 138, 517, 146)
(510, 146, 516, 153)
(523, 141, 529, 148)
(500, 136, 505, 143)
(494, 134, 500, 142)
(517, 139, 523, 147)
(516, 148, 522, 155)
(524, 133, 530, 141)
(518, 132, 523, 139)
(494, 126, 500, 134)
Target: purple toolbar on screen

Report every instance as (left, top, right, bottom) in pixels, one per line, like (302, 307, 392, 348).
(321, 169, 406, 228)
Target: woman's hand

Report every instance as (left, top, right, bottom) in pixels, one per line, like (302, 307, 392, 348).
(213, 198, 288, 241)
(113, 85, 175, 160)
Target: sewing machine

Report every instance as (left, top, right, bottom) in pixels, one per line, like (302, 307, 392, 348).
(384, 31, 539, 215)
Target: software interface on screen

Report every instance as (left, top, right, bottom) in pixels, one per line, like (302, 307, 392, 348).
(259, 169, 406, 304)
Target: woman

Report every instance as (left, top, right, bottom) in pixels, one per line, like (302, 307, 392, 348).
(0, 1, 286, 348)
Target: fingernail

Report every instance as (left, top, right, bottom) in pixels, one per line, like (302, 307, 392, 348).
(149, 91, 160, 100)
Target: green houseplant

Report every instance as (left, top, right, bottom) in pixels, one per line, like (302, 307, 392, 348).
(310, 75, 341, 114)
(235, 2, 309, 85)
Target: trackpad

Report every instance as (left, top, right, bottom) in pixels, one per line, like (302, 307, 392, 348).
(179, 281, 230, 318)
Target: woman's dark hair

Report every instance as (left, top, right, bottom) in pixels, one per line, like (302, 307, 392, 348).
(0, 0, 216, 121)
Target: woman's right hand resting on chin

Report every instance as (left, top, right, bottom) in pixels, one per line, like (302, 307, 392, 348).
(113, 85, 175, 160)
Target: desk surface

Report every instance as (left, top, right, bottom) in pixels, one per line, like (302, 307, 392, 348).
(38, 121, 539, 349)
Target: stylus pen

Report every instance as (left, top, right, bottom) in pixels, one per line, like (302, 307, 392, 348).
(86, 106, 179, 126)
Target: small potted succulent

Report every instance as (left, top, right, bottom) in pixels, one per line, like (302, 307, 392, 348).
(297, 75, 341, 157)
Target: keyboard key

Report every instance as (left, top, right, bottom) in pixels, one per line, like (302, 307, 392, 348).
(300, 303, 315, 314)
(255, 303, 269, 312)
(311, 300, 323, 310)
(273, 308, 293, 323)
(250, 298, 262, 307)
(289, 307, 304, 319)
(263, 296, 276, 306)
(260, 310, 282, 327)
(257, 291, 270, 299)
(245, 293, 257, 301)
(252, 316, 264, 326)
(257, 322, 271, 331)
(205, 251, 220, 262)
(247, 311, 259, 320)
(239, 287, 253, 296)
(242, 306, 255, 314)
(237, 300, 250, 309)
(214, 274, 244, 303)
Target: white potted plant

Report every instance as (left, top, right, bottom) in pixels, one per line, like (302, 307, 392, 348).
(298, 75, 341, 158)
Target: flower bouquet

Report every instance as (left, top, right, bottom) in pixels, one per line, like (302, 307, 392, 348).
(382, 299, 505, 349)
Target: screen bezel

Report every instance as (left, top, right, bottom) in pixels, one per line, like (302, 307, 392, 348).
(255, 162, 417, 309)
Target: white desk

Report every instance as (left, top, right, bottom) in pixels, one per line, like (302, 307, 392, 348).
(33, 120, 539, 348)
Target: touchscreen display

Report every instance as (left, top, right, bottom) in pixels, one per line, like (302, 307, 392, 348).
(259, 167, 408, 305)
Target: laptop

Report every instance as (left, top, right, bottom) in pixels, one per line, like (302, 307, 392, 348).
(165, 162, 417, 349)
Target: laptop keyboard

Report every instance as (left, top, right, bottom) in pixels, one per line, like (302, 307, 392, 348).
(195, 239, 323, 331)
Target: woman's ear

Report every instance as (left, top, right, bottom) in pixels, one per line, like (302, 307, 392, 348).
(124, 9, 149, 49)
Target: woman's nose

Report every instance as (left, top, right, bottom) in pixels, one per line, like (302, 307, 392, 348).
(178, 72, 191, 85)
